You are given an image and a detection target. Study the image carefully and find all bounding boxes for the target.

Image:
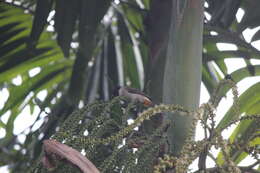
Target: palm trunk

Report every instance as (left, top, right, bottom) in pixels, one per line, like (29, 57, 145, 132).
(163, 0, 204, 155)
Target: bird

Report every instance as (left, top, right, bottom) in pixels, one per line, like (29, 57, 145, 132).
(113, 86, 153, 106)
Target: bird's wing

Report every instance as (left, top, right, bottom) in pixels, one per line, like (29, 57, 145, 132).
(124, 87, 152, 100)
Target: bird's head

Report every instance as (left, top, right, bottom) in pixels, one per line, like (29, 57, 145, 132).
(113, 86, 121, 97)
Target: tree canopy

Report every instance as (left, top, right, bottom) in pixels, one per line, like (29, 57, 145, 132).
(0, 0, 259, 172)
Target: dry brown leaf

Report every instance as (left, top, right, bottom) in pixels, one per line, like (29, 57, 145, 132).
(42, 139, 100, 173)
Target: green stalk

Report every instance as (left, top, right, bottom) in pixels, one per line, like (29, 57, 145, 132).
(163, 0, 204, 155)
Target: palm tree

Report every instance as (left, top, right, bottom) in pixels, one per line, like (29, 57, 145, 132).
(0, 0, 259, 172)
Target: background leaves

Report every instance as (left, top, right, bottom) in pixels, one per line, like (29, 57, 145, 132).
(0, 0, 260, 172)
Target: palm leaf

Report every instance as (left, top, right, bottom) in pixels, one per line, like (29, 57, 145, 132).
(0, 2, 71, 149)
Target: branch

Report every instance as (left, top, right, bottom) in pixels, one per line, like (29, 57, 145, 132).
(42, 139, 100, 173)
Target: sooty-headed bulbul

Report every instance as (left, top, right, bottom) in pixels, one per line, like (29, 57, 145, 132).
(114, 86, 153, 106)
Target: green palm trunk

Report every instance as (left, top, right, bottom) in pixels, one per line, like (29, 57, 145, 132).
(163, 0, 204, 155)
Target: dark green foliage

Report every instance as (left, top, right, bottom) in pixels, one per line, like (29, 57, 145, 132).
(1, 0, 260, 172)
(29, 0, 53, 47)
(31, 97, 167, 173)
